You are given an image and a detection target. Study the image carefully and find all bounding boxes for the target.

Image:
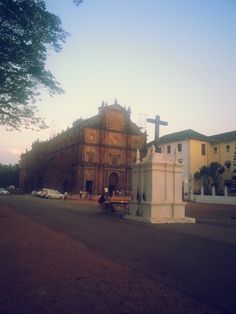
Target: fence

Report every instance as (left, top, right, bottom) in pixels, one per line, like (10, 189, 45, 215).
(190, 186, 236, 205)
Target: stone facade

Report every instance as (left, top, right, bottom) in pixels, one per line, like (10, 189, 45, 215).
(20, 102, 146, 195)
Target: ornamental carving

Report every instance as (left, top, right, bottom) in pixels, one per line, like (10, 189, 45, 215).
(86, 130, 97, 143)
(106, 112, 124, 131)
(108, 133, 122, 146)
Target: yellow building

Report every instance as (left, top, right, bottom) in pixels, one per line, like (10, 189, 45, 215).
(148, 129, 236, 199)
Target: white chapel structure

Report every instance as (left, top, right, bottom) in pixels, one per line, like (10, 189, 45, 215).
(127, 146, 195, 224)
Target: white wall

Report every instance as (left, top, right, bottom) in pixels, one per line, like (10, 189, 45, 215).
(190, 194, 236, 205)
(160, 140, 190, 199)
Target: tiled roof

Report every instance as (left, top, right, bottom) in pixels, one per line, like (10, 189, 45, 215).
(158, 129, 209, 144)
(147, 129, 236, 146)
(209, 131, 236, 143)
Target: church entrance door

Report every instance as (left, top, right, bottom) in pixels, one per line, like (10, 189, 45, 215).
(108, 172, 119, 196)
(86, 180, 93, 194)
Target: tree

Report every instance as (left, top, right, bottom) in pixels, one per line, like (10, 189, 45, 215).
(194, 162, 225, 195)
(0, 0, 68, 130)
(0, 163, 21, 188)
(73, 0, 83, 5)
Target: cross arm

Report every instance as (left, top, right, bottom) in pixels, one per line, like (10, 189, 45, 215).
(146, 118, 156, 124)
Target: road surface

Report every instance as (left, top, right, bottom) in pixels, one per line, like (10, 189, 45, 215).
(1, 195, 236, 313)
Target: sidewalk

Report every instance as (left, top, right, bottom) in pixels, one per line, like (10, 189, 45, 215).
(0, 203, 222, 314)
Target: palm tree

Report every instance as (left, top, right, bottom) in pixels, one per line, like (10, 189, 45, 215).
(194, 162, 225, 195)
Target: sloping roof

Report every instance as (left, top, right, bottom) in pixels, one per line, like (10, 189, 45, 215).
(209, 131, 236, 143)
(72, 115, 100, 129)
(79, 115, 100, 128)
(147, 128, 236, 146)
(158, 129, 209, 144)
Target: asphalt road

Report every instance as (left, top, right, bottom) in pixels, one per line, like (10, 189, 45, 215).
(1, 195, 236, 314)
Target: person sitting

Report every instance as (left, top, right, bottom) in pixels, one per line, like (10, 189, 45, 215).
(98, 193, 106, 205)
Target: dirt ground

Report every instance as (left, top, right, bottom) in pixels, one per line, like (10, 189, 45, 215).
(0, 203, 222, 314)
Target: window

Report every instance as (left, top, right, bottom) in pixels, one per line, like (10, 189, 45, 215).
(226, 144, 230, 153)
(87, 153, 95, 163)
(167, 145, 171, 154)
(177, 143, 182, 152)
(214, 146, 218, 154)
(201, 143, 206, 156)
(88, 156, 94, 163)
(112, 158, 118, 166)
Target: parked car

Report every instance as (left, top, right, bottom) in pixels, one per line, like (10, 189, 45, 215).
(7, 185, 15, 190)
(0, 188, 10, 195)
(41, 188, 64, 199)
(32, 190, 43, 197)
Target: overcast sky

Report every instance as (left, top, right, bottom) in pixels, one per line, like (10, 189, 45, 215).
(1, 0, 236, 164)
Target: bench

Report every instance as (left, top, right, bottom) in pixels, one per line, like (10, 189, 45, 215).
(102, 200, 129, 217)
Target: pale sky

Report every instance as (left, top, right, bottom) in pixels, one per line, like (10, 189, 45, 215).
(1, 0, 236, 164)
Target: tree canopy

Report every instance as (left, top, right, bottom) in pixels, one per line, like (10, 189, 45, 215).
(0, 0, 68, 130)
(73, 0, 83, 5)
(0, 163, 21, 188)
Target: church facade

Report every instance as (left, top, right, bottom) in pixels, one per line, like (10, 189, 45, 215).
(20, 102, 146, 195)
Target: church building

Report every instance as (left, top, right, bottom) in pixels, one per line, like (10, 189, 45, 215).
(20, 101, 146, 195)
(153, 129, 236, 199)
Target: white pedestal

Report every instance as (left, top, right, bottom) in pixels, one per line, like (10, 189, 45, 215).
(127, 146, 195, 224)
